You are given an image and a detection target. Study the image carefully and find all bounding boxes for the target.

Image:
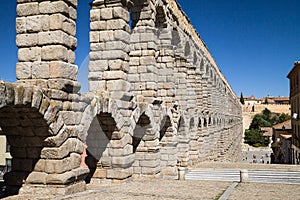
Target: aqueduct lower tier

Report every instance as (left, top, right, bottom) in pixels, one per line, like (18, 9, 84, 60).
(1, 0, 242, 196)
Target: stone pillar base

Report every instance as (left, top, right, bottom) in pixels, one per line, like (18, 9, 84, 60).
(178, 167, 187, 180)
(19, 181, 86, 197)
(161, 167, 178, 180)
(240, 169, 249, 183)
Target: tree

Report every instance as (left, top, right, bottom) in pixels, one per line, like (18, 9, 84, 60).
(262, 108, 271, 121)
(279, 113, 290, 123)
(244, 129, 265, 147)
(240, 92, 245, 105)
(245, 108, 291, 147)
(264, 98, 269, 104)
(249, 114, 272, 130)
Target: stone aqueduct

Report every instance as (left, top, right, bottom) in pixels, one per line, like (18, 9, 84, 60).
(0, 0, 242, 196)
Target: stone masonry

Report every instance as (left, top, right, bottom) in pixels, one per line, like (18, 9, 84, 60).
(0, 0, 243, 196)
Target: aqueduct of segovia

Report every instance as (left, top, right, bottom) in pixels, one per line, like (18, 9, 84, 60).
(0, 0, 243, 196)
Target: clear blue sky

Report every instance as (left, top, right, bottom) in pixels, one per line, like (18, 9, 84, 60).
(0, 0, 299, 98)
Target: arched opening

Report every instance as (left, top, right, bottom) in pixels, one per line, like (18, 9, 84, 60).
(132, 113, 153, 175)
(133, 113, 150, 153)
(184, 42, 191, 57)
(85, 113, 116, 183)
(159, 115, 172, 169)
(198, 118, 202, 128)
(155, 6, 167, 28)
(159, 116, 172, 143)
(193, 52, 197, 65)
(171, 28, 181, 46)
(204, 118, 207, 127)
(200, 59, 204, 71)
(130, 0, 147, 30)
(190, 117, 195, 130)
(206, 65, 209, 76)
(159, 115, 177, 177)
(177, 117, 189, 167)
(0, 106, 51, 197)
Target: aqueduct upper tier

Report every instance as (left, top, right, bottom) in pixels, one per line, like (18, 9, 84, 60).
(0, 0, 242, 196)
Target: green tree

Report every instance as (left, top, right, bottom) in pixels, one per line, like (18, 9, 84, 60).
(245, 108, 290, 147)
(244, 129, 265, 147)
(264, 98, 269, 104)
(279, 113, 290, 123)
(262, 108, 271, 121)
(240, 92, 245, 105)
(249, 114, 272, 130)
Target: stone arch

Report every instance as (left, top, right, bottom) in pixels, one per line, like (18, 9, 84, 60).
(1, 107, 51, 195)
(0, 83, 53, 195)
(193, 51, 198, 65)
(190, 117, 195, 129)
(184, 42, 191, 57)
(198, 117, 202, 128)
(200, 58, 205, 71)
(159, 115, 172, 142)
(206, 64, 210, 77)
(133, 113, 151, 153)
(130, 0, 150, 29)
(132, 108, 159, 176)
(203, 117, 208, 127)
(171, 28, 181, 46)
(177, 114, 190, 167)
(155, 5, 167, 28)
(85, 112, 117, 183)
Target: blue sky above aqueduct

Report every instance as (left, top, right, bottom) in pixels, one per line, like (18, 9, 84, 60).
(0, 0, 300, 98)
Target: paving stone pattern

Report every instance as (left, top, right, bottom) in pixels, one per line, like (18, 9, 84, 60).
(3, 179, 300, 200)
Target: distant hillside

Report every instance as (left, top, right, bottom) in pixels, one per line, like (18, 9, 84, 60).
(242, 104, 290, 132)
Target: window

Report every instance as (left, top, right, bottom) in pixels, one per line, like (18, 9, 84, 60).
(6, 142, 10, 153)
(5, 158, 11, 172)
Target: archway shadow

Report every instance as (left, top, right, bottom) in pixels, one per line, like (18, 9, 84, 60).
(85, 113, 115, 183)
(0, 106, 51, 198)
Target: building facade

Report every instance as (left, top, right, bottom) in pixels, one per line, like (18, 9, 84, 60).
(287, 61, 300, 164)
(0, 131, 12, 176)
(271, 120, 292, 164)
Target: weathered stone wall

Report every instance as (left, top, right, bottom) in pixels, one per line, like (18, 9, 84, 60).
(0, 0, 243, 196)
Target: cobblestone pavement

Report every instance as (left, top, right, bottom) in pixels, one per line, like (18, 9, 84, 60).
(61, 179, 230, 200)
(229, 182, 300, 200)
(3, 162, 300, 200)
(3, 178, 300, 200)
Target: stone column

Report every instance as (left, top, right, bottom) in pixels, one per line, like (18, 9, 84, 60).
(156, 28, 176, 107)
(89, 0, 135, 180)
(13, 1, 91, 196)
(16, 0, 80, 94)
(89, 0, 132, 100)
(128, 0, 158, 103)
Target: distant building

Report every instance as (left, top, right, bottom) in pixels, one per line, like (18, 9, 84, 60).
(259, 97, 290, 105)
(271, 120, 292, 164)
(243, 95, 260, 106)
(0, 129, 11, 175)
(260, 127, 273, 147)
(242, 95, 290, 106)
(287, 61, 300, 164)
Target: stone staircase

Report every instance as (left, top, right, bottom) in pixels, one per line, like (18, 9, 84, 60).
(185, 169, 300, 185)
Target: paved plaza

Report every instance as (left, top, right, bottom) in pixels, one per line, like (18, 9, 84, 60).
(2, 178, 300, 200)
(241, 147, 273, 164)
(3, 161, 300, 200)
